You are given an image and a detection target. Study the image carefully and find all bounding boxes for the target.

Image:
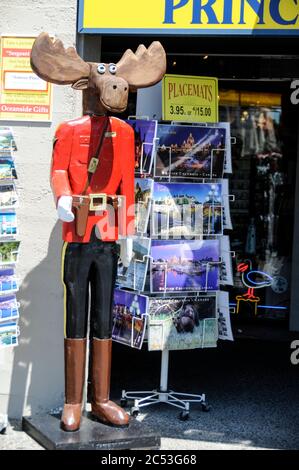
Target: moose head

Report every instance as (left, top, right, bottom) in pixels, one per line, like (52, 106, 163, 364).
(30, 33, 166, 115)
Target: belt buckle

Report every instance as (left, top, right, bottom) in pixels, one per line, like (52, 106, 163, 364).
(89, 193, 107, 211)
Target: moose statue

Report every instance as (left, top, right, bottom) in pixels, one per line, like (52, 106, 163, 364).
(30, 33, 166, 432)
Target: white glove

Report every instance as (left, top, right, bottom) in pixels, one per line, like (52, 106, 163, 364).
(117, 238, 133, 268)
(57, 196, 75, 222)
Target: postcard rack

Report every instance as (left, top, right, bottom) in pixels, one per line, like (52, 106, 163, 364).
(0, 127, 20, 351)
(117, 117, 234, 420)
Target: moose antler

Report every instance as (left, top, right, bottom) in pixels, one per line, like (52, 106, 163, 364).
(30, 32, 90, 85)
(116, 42, 166, 90)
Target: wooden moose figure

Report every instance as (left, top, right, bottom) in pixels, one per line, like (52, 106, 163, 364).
(30, 33, 166, 432)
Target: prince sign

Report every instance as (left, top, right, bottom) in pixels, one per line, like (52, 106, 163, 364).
(79, 0, 299, 35)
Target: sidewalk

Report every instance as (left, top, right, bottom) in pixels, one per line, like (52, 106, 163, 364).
(1, 339, 298, 450)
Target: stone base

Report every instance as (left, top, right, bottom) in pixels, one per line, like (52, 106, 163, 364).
(22, 412, 160, 450)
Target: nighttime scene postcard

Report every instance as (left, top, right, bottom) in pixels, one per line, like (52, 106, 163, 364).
(154, 124, 226, 179)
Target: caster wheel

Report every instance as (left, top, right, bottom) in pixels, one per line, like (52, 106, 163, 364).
(130, 406, 139, 417)
(120, 398, 128, 407)
(201, 402, 211, 412)
(179, 411, 189, 421)
(0, 428, 7, 435)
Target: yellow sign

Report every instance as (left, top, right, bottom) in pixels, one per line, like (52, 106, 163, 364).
(0, 36, 52, 122)
(79, 0, 299, 35)
(162, 74, 218, 123)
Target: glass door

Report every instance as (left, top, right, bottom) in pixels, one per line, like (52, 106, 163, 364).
(219, 86, 297, 332)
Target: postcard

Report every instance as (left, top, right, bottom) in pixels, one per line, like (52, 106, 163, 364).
(0, 321, 18, 349)
(0, 295, 19, 323)
(0, 127, 17, 158)
(135, 178, 154, 235)
(148, 295, 217, 351)
(0, 268, 18, 294)
(151, 182, 223, 238)
(126, 119, 158, 175)
(150, 239, 220, 293)
(217, 291, 234, 341)
(154, 124, 226, 179)
(117, 237, 151, 292)
(0, 241, 20, 265)
(202, 318, 218, 348)
(0, 159, 17, 181)
(0, 184, 18, 210)
(220, 236, 234, 286)
(221, 179, 233, 230)
(0, 212, 17, 237)
(112, 289, 148, 349)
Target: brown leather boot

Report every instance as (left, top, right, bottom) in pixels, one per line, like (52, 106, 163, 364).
(91, 338, 129, 427)
(61, 338, 86, 432)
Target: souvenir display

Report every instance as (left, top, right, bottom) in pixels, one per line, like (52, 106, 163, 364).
(117, 237, 151, 292)
(126, 119, 157, 175)
(0, 241, 20, 265)
(152, 182, 223, 237)
(0, 268, 18, 294)
(0, 127, 17, 158)
(135, 178, 153, 235)
(30, 32, 166, 431)
(0, 184, 18, 210)
(0, 321, 18, 348)
(0, 295, 19, 322)
(0, 212, 17, 237)
(150, 239, 220, 293)
(148, 295, 217, 351)
(217, 291, 234, 341)
(112, 289, 148, 349)
(0, 159, 17, 181)
(154, 124, 226, 179)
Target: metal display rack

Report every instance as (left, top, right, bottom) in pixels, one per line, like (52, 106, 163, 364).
(117, 117, 234, 420)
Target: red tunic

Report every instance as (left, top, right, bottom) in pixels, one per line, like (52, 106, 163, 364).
(51, 115, 135, 243)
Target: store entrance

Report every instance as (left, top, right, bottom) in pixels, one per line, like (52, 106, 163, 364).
(219, 84, 298, 337)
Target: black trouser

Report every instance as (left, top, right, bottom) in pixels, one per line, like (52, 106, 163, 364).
(62, 239, 119, 339)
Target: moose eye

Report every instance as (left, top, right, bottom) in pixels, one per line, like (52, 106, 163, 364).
(97, 64, 106, 74)
(109, 63, 117, 74)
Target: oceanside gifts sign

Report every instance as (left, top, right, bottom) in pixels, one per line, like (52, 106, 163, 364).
(0, 36, 52, 122)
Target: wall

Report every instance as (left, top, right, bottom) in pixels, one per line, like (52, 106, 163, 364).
(0, 0, 82, 418)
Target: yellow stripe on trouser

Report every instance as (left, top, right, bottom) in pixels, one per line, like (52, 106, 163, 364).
(61, 242, 68, 338)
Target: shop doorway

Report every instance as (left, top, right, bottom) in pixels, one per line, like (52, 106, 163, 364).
(219, 84, 298, 337)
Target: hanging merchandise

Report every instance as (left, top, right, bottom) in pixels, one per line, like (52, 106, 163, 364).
(0, 185, 18, 210)
(117, 237, 151, 292)
(134, 178, 153, 235)
(220, 236, 234, 286)
(0, 127, 17, 157)
(0, 126, 20, 350)
(0, 294, 19, 322)
(154, 124, 226, 179)
(150, 239, 220, 293)
(112, 289, 148, 350)
(126, 119, 158, 175)
(148, 295, 217, 351)
(217, 291, 234, 342)
(0, 321, 19, 348)
(151, 182, 223, 237)
(117, 116, 234, 418)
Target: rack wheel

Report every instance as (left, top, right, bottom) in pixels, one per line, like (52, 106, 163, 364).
(120, 398, 128, 407)
(179, 411, 189, 421)
(201, 402, 211, 412)
(130, 406, 139, 417)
